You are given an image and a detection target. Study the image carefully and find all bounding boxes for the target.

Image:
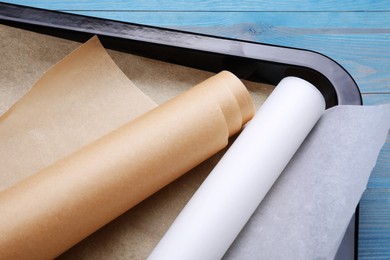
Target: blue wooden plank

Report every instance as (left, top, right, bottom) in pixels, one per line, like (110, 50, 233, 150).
(363, 94, 390, 105)
(69, 11, 390, 28)
(3, 0, 390, 11)
(359, 141, 390, 260)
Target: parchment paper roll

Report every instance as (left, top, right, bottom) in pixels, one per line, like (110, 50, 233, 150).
(149, 77, 326, 260)
(0, 71, 254, 259)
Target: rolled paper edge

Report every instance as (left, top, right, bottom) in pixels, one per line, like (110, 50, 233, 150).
(200, 71, 255, 136)
(220, 71, 255, 126)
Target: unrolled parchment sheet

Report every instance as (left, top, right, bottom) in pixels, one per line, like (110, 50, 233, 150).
(0, 24, 271, 112)
(0, 35, 157, 189)
(0, 25, 271, 259)
(224, 103, 390, 260)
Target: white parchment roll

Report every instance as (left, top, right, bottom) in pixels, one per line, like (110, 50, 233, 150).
(149, 77, 326, 260)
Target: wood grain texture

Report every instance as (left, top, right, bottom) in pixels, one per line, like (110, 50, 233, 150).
(3, 0, 390, 11)
(361, 95, 390, 251)
(359, 141, 390, 259)
(2, 0, 390, 259)
(363, 94, 390, 105)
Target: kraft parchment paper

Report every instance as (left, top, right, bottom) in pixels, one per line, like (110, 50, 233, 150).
(0, 25, 271, 259)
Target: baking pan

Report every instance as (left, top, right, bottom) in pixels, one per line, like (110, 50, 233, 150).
(0, 3, 362, 259)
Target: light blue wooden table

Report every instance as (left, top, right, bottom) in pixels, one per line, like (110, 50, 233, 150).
(3, 1, 390, 258)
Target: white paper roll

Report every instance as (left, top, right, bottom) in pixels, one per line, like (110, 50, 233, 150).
(148, 77, 326, 260)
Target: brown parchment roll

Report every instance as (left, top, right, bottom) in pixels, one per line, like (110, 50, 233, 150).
(0, 70, 254, 259)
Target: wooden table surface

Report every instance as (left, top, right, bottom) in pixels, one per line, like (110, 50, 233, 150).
(3, 1, 390, 258)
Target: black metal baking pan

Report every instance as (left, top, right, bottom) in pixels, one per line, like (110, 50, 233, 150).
(0, 3, 362, 259)
(0, 3, 362, 109)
